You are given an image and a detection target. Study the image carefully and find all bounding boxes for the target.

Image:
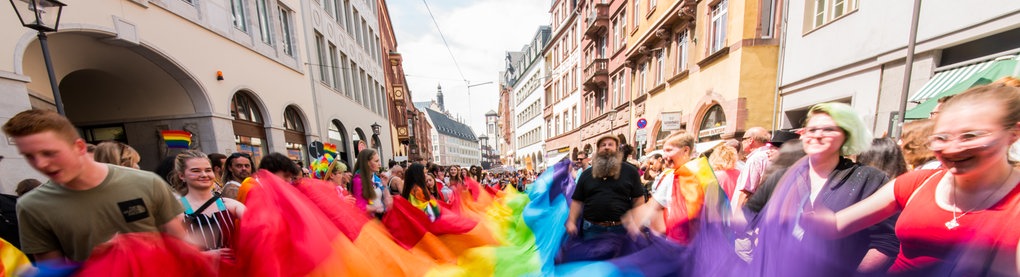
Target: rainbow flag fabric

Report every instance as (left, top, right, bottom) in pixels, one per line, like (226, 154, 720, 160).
(161, 130, 192, 149)
(66, 157, 735, 277)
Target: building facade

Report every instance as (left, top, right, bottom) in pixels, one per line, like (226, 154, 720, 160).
(0, 0, 397, 193)
(378, 0, 432, 163)
(506, 26, 552, 171)
(577, 0, 632, 157)
(778, 0, 1020, 135)
(415, 88, 480, 167)
(542, 0, 584, 166)
(307, 0, 393, 166)
(625, 0, 779, 150)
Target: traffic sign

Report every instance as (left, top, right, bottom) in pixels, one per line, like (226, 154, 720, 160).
(636, 118, 647, 129)
(636, 129, 648, 143)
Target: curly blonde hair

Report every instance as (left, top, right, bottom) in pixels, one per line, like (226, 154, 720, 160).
(900, 119, 935, 168)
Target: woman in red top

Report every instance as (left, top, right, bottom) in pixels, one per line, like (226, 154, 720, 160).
(811, 84, 1020, 276)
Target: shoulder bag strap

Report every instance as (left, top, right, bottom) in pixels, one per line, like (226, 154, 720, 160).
(191, 193, 222, 215)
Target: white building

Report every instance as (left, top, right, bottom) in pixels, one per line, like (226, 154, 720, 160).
(778, 0, 1020, 134)
(0, 0, 393, 193)
(506, 26, 551, 170)
(414, 87, 480, 167)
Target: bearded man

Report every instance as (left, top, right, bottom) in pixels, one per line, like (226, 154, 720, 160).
(565, 135, 645, 239)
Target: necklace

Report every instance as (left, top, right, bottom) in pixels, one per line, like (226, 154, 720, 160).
(946, 169, 1014, 230)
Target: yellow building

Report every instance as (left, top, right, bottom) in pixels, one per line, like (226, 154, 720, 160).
(625, 0, 779, 149)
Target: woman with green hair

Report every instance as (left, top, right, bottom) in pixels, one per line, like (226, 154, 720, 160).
(748, 102, 898, 276)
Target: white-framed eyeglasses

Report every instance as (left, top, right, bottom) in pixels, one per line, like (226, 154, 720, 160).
(801, 125, 843, 137)
(926, 128, 1011, 151)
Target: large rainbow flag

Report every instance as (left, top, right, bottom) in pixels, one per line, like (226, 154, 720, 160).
(65, 157, 732, 276)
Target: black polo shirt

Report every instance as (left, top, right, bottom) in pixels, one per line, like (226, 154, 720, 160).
(571, 163, 644, 222)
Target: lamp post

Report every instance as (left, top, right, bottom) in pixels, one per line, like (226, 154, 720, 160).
(606, 109, 618, 135)
(370, 122, 382, 159)
(10, 0, 66, 115)
(466, 81, 494, 126)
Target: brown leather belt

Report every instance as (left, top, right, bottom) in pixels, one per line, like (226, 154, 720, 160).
(591, 221, 623, 227)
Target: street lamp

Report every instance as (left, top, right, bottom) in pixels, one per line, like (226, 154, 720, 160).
(10, 0, 67, 115)
(466, 81, 494, 124)
(371, 122, 381, 135)
(606, 109, 618, 135)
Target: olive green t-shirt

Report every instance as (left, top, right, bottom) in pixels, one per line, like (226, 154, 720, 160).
(16, 164, 184, 261)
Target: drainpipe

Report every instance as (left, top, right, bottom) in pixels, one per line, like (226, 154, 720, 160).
(893, 0, 923, 139)
(771, 0, 791, 131)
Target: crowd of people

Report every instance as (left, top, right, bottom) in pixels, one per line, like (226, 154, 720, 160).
(1, 79, 1020, 276)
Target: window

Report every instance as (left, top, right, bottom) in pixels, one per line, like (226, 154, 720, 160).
(555, 115, 561, 135)
(547, 119, 553, 138)
(352, 64, 362, 103)
(361, 19, 370, 49)
(833, 0, 848, 18)
(808, 0, 858, 30)
(571, 106, 577, 130)
(611, 75, 618, 106)
(621, 12, 627, 40)
(336, 0, 347, 29)
(760, 0, 777, 38)
(284, 107, 305, 132)
(231, 92, 263, 123)
(324, 0, 337, 18)
(278, 4, 295, 56)
(598, 37, 607, 58)
(343, 0, 353, 33)
(255, 0, 272, 43)
(230, 0, 248, 32)
(814, 0, 826, 27)
(612, 19, 620, 52)
(655, 50, 664, 84)
(360, 69, 369, 108)
(675, 30, 688, 72)
(328, 43, 340, 89)
(353, 10, 363, 46)
(710, 0, 728, 53)
(563, 112, 570, 131)
(340, 54, 351, 97)
(638, 62, 647, 94)
(315, 32, 328, 83)
(616, 72, 626, 105)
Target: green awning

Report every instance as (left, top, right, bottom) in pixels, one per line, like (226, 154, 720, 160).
(908, 59, 997, 102)
(905, 56, 1020, 119)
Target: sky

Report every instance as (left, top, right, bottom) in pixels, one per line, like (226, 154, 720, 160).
(388, 0, 550, 136)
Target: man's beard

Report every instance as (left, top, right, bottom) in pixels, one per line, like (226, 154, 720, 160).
(591, 150, 623, 179)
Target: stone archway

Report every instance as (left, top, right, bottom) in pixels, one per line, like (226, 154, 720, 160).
(21, 31, 212, 169)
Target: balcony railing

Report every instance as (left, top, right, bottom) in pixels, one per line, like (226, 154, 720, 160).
(584, 2, 610, 37)
(582, 58, 609, 90)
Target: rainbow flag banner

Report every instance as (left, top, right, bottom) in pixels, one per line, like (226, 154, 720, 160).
(70, 157, 734, 276)
(161, 130, 192, 149)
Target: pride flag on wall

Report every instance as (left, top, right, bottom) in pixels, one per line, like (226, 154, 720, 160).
(161, 130, 192, 149)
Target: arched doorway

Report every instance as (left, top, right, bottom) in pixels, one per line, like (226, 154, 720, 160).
(698, 104, 726, 142)
(231, 91, 268, 164)
(22, 31, 211, 169)
(283, 106, 308, 166)
(328, 119, 351, 166)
